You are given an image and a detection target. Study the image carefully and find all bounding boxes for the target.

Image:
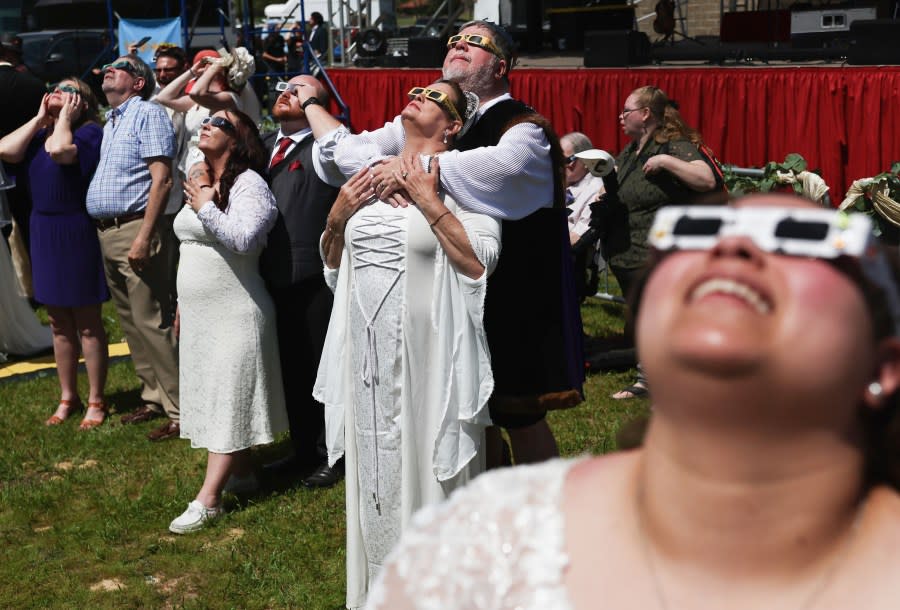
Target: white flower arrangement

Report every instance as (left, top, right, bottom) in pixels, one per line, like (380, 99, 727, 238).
(216, 46, 255, 90)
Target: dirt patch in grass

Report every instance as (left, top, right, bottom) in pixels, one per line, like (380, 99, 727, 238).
(89, 578, 126, 592)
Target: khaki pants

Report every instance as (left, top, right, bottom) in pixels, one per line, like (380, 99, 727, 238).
(97, 214, 179, 420)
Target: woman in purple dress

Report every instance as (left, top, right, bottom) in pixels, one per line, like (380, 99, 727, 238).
(0, 77, 110, 429)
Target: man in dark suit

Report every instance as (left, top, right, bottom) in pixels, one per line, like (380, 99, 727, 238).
(0, 35, 45, 246)
(261, 74, 347, 487)
(308, 12, 328, 59)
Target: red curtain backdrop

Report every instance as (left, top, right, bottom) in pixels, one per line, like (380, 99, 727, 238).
(326, 66, 900, 197)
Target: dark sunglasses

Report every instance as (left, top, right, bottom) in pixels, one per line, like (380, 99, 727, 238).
(446, 33, 505, 60)
(408, 86, 462, 122)
(48, 83, 80, 95)
(154, 66, 180, 73)
(102, 60, 139, 75)
(201, 115, 236, 132)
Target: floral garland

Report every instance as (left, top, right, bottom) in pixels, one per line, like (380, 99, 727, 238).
(839, 162, 900, 238)
(722, 153, 828, 200)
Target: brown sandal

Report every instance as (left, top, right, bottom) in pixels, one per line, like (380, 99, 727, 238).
(45, 398, 83, 426)
(79, 401, 108, 430)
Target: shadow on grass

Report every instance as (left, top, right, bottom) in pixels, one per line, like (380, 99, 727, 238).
(105, 387, 144, 416)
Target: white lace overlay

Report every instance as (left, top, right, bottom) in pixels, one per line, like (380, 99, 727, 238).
(349, 207, 408, 582)
(195, 170, 278, 253)
(174, 169, 287, 453)
(365, 459, 579, 610)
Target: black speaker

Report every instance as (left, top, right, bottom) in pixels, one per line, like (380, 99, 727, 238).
(408, 37, 446, 68)
(848, 20, 900, 65)
(584, 30, 650, 67)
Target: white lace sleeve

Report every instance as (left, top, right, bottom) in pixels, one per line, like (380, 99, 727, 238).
(196, 170, 278, 254)
(364, 459, 578, 610)
(334, 116, 406, 178)
(439, 122, 554, 221)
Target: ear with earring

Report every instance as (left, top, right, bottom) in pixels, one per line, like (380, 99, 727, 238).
(443, 130, 448, 145)
(868, 381, 883, 398)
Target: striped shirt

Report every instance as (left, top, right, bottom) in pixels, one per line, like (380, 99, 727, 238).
(86, 95, 176, 219)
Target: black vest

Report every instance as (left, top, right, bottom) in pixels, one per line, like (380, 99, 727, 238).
(260, 131, 340, 288)
(458, 100, 584, 399)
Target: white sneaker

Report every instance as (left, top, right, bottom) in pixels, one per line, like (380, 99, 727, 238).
(223, 473, 259, 495)
(168, 500, 223, 534)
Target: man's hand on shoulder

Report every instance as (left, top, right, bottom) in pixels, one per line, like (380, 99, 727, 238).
(371, 158, 411, 207)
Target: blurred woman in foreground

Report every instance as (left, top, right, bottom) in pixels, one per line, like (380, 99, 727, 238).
(366, 194, 900, 609)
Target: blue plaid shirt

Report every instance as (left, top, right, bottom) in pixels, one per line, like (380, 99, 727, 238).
(86, 95, 175, 219)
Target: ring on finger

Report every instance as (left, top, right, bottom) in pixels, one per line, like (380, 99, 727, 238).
(401, 172, 409, 179)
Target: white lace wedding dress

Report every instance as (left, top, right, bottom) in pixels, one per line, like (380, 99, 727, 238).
(365, 458, 579, 610)
(174, 170, 287, 452)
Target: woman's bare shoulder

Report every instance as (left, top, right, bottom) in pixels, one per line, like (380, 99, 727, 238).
(566, 450, 640, 492)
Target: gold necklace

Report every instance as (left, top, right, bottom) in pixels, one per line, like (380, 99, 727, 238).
(635, 482, 864, 610)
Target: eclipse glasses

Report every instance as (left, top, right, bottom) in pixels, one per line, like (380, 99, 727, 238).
(650, 206, 900, 333)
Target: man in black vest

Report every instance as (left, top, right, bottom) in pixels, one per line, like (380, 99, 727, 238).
(329, 20, 584, 466)
(261, 74, 346, 487)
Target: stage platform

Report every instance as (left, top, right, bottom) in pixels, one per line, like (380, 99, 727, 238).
(324, 62, 900, 196)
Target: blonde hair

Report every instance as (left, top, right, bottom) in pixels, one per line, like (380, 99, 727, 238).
(632, 85, 702, 146)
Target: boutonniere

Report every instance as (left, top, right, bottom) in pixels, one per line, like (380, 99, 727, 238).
(288, 159, 303, 172)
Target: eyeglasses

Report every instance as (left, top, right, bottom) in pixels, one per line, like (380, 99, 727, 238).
(102, 60, 139, 76)
(620, 106, 646, 118)
(446, 33, 505, 60)
(200, 116, 236, 132)
(408, 86, 462, 122)
(565, 154, 578, 165)
(154, 66, 180, 74)
(48, 83, 80, 95)
(649, 205, 900, 333)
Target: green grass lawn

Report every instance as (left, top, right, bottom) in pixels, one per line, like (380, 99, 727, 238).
(0, 287, 646, 609)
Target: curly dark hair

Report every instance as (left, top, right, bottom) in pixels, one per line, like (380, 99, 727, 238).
(213, 109, 267, 211)
(62, 76, 100, 126)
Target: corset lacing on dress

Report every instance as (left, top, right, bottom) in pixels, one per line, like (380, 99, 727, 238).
(350, 211, 407, 515)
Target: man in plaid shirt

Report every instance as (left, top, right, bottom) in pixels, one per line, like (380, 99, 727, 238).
(86, 55, 180, 441)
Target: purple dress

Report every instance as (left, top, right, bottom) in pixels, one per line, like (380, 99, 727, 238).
(26, 123, 109, 307)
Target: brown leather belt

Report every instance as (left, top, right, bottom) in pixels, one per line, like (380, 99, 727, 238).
(94, 211, 145, 231)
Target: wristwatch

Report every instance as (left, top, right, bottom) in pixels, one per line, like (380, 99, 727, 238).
(301, 97, 322, 110)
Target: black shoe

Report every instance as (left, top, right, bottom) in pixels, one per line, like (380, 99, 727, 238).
(301, 459, 344, 489)
(262, 454, 317, 478)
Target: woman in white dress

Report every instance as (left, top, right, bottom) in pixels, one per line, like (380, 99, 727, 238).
(366, 195, 900, 609)
(314, 80, 501, 608)
(168, 109, 286, 534)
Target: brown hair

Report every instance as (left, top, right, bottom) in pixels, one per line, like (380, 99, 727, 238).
(432, 79, 467, 148)
(214, 110, 268, 211)
(62, 76, 100, 127)
(632, 85, 702, 146)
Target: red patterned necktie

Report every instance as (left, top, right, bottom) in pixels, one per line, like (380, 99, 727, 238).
(269, 137, 293, 169)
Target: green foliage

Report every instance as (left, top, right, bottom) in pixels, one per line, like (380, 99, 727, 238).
(723, 153, 816, 198)
(0, 286, 646, 608)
